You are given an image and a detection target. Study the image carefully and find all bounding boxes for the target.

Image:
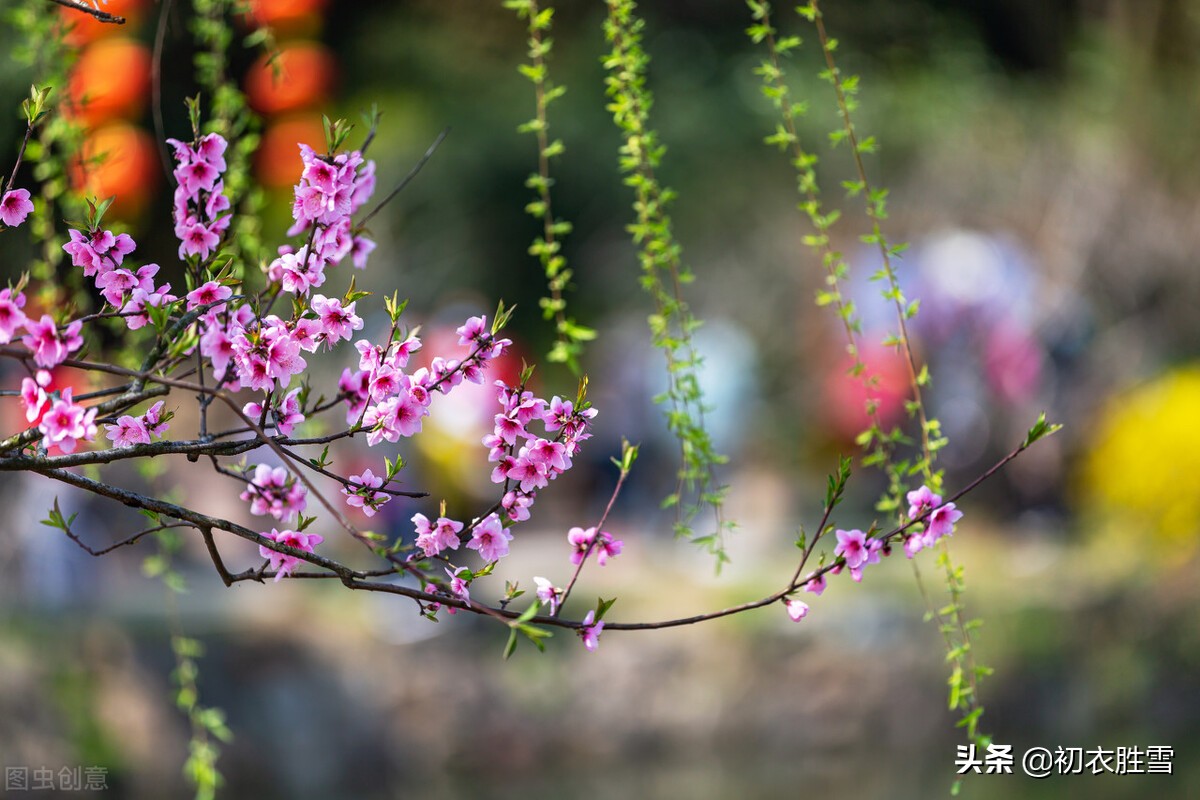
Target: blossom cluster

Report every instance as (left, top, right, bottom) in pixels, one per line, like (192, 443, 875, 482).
(104, 400, 171, 448)
(167, 133, 231, 261)
(568, 526, 622, 566)
(341, 314, 511, 448)
(20, 369, 101, 455)
(903, 485, 963, 558)
(484, 381, 597, 524)
(63, 226, 178, 332)
(240, 464, 308, 522)
(786, 483, 967, 623)
(268, 145, 376, 295)
(259, 528, 324, 582)
(37, 388, 97, 454)
(3, 127, 626, 654)
(341, 468, 388, 517)
(2, 282, 86, 373)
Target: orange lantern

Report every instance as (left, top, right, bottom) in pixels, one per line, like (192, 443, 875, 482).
(245, 0, 329, 35)
(255, 114, 328, 188)
(73, 123, 160, 218)
(244, 41, 336, 116)
(67, 37, 152, 125)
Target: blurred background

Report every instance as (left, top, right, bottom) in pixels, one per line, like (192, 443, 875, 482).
(0, 0, 1198, 797)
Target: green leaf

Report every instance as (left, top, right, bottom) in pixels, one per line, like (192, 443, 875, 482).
(1022, 412, 1063, 447)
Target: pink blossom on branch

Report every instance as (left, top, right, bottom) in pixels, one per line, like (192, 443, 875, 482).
(105, 415, 150, 448)
(0, 188, 33, 227)
(786, 599, 810, 622)
(19, 370, 50, 423)
(906, 485, 942, 521)
(466, 513, 512, 562)
(578, 610, 604, 652)
(925, 502, 964, 544)
(833, 528, 869, 570)
(342, 468, 389, 517)
(801, 571, 827, 596)
(534, 576, 562, 616)
(240, 465, 308, 521)
(413, 513, 463, 557)
(21, 316, 83, 369)
(259, 528, 324, 582)
(37, 389, 97, 454)
(0, 288, 28, 343)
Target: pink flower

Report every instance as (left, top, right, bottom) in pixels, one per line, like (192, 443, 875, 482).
(350, 235, 376, 268)
(906, 485, 943, 521)
(0, 188, 34, 227)
(568, 526, 597, 565)
(143, 400, 170, 437)
(37, 389, 97, 454)
(310, 294, 363, 346)
(105, 415, 151, 448)
(508, 453, 548, 493)
(20, 370, 50, 423)
(467, 513, 512, 562)
(414, 513, 463, 557)
(456, 315, 487, 346)
(178, 221, 220, 260)
(595, 532, 623, 566)
(0, 288, 27, 343)
(274, 387, 305, 436)
(195, 132, 228, 171)
(833, 529, 869, 570)
(534, 576, 562, 615)
(21, 316, 83, 369)
(96, 268, 138, 306)
(904, 534, 925, 559)
(527, 437, 568, 473)
(240, 464, 307, 521)
(925, 502, 963, 543)
(259, 528, 324, 582)
(786, 599, 810, 622)
(342, 468, 389, 517)
(578, 610, 604, 652)
(801, 571, 827, 596)
(179, 159, 219, 195)
(186, 280, 232, 311)
(543, 396, 574, 432)
(442, 567, 471, 613)
(502, 490, 534, 522)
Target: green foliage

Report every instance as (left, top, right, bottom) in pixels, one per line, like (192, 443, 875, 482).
(505, 0, 595, 373)
(504, 601, 553, 659)
(1023, 411, 1062, 448)
(172, 635, 232, 800)
(601, 0, 733, 566)
(749, 2, 991, 778)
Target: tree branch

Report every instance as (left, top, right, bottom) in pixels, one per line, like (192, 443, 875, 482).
(44, 0, 126, 24)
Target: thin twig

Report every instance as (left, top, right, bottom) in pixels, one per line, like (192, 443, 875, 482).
(44, 0, 126, 24)
(356, 127, 449, 229)
(64, 519, 192, 557)
(151, 0, 174, 182)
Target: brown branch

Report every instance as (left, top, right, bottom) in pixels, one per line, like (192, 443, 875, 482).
(29, 426, 1041, 634)
(63, 518, 192, 556)
(356, 127, 449, 229)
